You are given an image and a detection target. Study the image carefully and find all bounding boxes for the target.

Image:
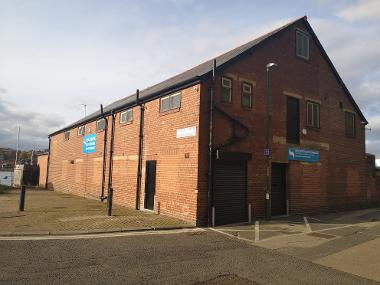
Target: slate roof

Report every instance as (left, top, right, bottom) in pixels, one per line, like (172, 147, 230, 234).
(50, 16, 367, 136)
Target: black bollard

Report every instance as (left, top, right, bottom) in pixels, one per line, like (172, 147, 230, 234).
(107, 187, 113, 216)
(19, 185, 26, 211)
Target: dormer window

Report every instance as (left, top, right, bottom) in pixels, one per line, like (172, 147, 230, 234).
(296, 30, 309, 60)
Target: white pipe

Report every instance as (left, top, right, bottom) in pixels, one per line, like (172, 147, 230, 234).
(212, 206, 215, 227)
(248, 204, 252, 223)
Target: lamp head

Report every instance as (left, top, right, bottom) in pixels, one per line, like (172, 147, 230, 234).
(266, 62, 278, 70)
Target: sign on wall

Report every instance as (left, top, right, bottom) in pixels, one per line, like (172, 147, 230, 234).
(83, 133, 97, 154)
(176, 126, 196, 138)
(288, 147, 319, 163)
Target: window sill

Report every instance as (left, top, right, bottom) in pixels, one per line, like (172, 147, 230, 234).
(345, 134, 356, 139)
(241, 106, 252, 111)
(306, 126, 320, 132)
(119, 121, 133, 127)
(296, 54, 310, 63)
(159, 107, 181, 116)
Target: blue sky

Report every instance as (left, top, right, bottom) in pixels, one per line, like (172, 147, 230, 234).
(0, 0, 379, 165)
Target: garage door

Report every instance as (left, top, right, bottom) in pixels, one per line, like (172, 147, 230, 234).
(214, 161, 247, 226)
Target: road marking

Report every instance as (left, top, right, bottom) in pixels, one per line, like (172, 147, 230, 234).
(255, 221, 260, 242)
(255, 224, 357, 244)
(304, 216, 312, 233)
(0, 228, 204, 241)
(209, 228, 253, 244)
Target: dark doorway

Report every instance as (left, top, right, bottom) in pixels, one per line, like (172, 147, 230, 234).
(144, 160, 156, 210)
(214, 161, 247, 225)
(286, 96, 300, 144)
(271, 163, 287, 216)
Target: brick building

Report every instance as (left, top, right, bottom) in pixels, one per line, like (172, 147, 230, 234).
(37, 153, 48, 187)
(47, 16, 380, 226)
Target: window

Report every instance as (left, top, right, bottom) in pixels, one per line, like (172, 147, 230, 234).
(307, 101, 320, 128)
(287, 97, 300, 144)
(160, 92, 181, 112)
(345, 111, 355, 137)
(296, 30, 309, 60)
(120, 109, 133, 124)
(241, 82, 252, 108)
(221, 77, 232, 104)
(64, 131, 70, 140)
(78, 125, 85, 136)
(96, 119, 106, 131)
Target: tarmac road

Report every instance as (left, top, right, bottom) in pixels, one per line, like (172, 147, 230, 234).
(0, 229, 377, 285)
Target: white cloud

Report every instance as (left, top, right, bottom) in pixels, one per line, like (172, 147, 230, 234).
(338, 0, 380, 21)
(376, 159, 380, 167)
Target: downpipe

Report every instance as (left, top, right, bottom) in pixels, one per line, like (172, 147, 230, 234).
(100, 104, 108, 202)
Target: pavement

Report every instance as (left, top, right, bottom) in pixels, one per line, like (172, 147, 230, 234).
(0, 188, 193, 236)
(213, 207, 380, 282)
(0, 229, 377, 285)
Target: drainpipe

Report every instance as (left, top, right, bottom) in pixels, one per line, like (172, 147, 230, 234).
(208, 59, 216, 226)
(100, 104, 108, 201)
(45, 137, 51, 189)
(107, 111, 116, 216)
(136, 89, 144, 210)
(265, 62, 278, 220)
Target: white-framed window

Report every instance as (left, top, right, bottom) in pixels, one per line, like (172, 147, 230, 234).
(307, 101, 320, 128)
(221, 77, 232, 104)
(241, 82, 252, 108)
(120, 109, 133, 124)
(77, 125, 85, 136)
(64, 131, 70, 140)
(96, 119, 106, 131)
(296, 30, 309, 60)
(345, 111, 355, 137)
(160, 92, 181, 112)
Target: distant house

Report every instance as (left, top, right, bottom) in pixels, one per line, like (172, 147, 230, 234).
(45, 16, 379, 226)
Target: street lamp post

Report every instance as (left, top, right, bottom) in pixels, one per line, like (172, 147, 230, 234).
(265, 62, 277, 220)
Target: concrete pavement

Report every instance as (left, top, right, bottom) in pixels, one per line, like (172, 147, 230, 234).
(0, 188, 193, 236)
(214, 207, 380, 282)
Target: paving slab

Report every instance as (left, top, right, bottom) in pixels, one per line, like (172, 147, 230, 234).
(0, 189, 193, 236)
(315, 237, 380, 282)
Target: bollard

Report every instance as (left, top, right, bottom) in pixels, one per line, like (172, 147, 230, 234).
(211, 206, 215, 227)
(19, 185, 26, 211)
(107, 187, 113, 216)
(248, 203, 252, 224)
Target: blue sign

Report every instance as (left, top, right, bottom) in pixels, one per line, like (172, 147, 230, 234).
(264, 148, 270, 156)
(288, 147, 319, 163)
(83, 133, 96, 154)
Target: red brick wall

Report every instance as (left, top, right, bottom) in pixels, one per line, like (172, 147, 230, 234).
(197, 21, 376, 221)
(48, 84, 201, 223)
(37, 154, 48, 187)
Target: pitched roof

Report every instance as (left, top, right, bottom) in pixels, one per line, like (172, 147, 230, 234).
(50, 16, 367, 136)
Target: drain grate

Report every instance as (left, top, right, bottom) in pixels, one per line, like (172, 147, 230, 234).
(307, 232, 336, 239)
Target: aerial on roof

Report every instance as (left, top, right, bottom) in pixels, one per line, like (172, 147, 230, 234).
(50, 16, 367, 137)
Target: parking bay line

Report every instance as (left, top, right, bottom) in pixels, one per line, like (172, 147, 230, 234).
(304, 216, 312, 233)
(255, 221, 260, 242)
(255, 224, 357, 244)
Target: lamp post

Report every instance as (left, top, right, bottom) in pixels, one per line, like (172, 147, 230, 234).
(265, 62, 277, 220)
(80, 103, 87, 117)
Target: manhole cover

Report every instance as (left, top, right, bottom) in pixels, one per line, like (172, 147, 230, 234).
(307, 232, 336, 239)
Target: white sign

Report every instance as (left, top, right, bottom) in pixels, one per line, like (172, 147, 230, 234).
(176, 126, 196, 138)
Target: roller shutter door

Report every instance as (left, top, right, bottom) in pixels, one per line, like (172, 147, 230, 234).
(214, 161, 247, 226)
